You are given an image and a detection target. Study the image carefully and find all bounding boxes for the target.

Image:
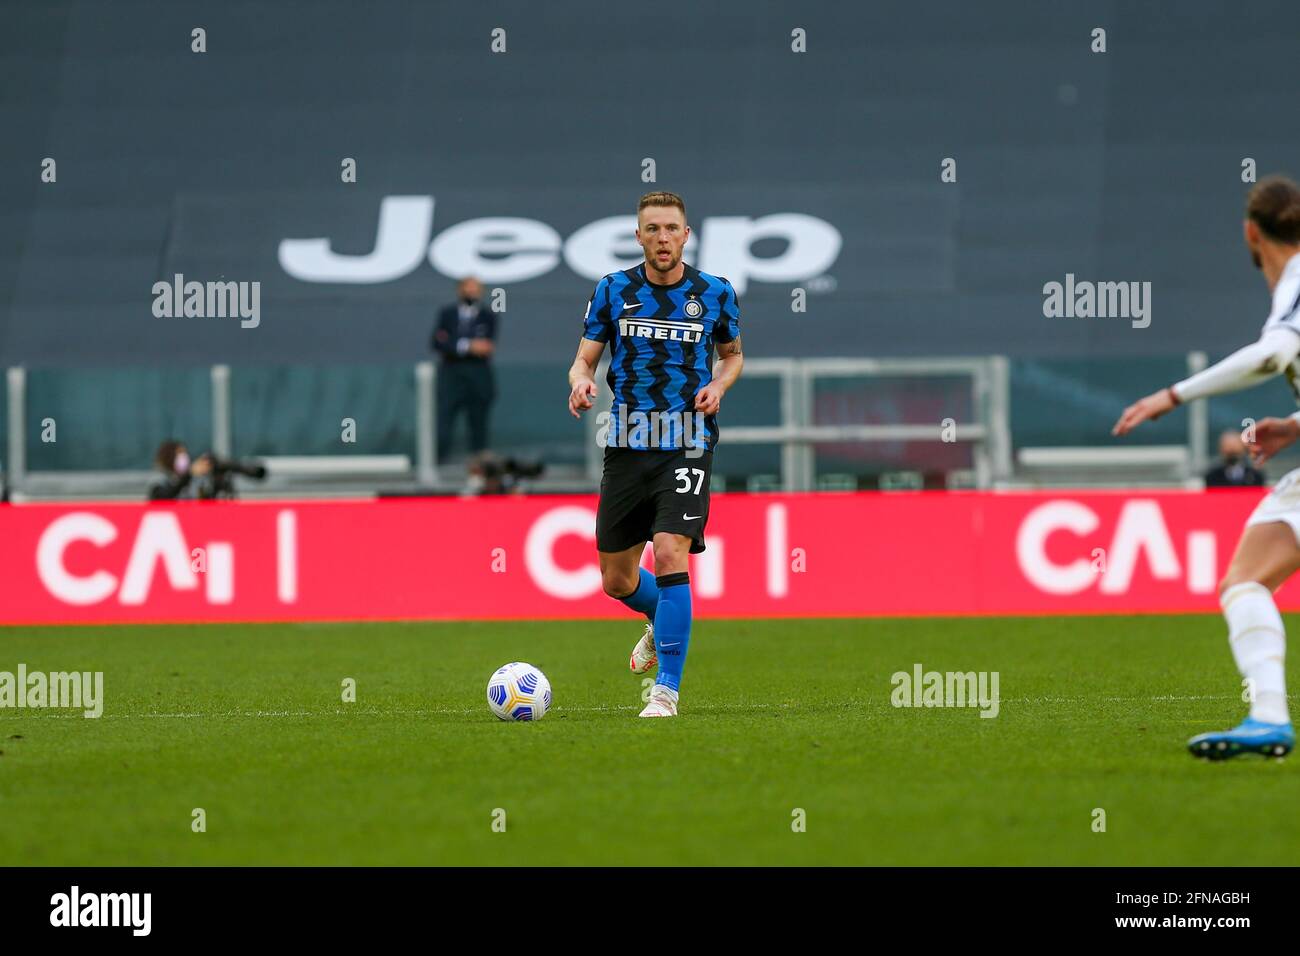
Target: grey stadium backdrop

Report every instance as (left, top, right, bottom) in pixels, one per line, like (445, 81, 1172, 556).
(3, 0, 1300, 471)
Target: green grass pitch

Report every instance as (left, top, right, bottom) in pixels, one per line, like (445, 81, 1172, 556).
(1, 615, 1296, 866)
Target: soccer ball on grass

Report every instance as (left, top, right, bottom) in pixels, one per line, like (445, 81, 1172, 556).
(486, 662, 551, 721)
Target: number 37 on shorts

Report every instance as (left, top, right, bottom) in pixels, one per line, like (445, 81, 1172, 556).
(594, 447, 714, 555)
(674, 466, 707, 498)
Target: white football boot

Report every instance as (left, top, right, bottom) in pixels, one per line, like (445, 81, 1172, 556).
(629, 623, 657, 674)
(638, 685, 679, 718)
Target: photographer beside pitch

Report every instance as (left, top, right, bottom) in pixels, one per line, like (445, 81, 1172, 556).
(1114, 175, 1300, 759)
(566, 192, 743, 718)
(148, 439, 266, 501)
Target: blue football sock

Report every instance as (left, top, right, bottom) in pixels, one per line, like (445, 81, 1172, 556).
(618, 567, 660, 622)
(652, 572, 692, 692)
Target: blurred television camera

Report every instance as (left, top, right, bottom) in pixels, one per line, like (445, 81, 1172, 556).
(464, 451, 544, 496)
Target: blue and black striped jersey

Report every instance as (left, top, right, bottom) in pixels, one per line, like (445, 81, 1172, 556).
(583, 263, 741, 452)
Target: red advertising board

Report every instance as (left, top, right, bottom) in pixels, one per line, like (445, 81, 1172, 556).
(0, 490, 1285, 624)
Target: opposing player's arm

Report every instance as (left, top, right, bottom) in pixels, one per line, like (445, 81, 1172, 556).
(568, 337, 604, 418)
(1250, 415, 1300, 465)
(1174, 326, 1300, 401)
(1113, 327, 1300, 436)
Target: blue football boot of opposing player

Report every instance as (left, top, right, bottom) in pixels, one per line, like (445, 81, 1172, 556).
(1188, 717, 1294, 760)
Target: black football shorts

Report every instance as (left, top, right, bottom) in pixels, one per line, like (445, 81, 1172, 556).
(596, 447, 713, 554)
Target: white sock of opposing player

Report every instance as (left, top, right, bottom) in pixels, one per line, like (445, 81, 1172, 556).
(1221, 582, 1290, 725)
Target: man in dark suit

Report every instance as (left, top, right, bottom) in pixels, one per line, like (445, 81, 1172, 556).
(1205, 428, 1266, 488)
(432, 276, 497, 461)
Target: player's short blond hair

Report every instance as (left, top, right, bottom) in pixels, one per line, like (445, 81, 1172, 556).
(637, 191, 687, 221)
(1247, 176, 1300, 243)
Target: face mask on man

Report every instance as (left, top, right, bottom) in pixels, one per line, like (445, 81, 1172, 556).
(174, 452, 190, 473)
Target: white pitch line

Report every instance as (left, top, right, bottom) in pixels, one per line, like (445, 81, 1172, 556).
(0, 693, 1278, 720)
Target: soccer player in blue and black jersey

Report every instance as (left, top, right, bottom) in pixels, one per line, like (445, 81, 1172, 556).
(566, 192, 744, 717)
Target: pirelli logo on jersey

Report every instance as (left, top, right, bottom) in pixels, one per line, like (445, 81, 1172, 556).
(619, 316, 705, 343)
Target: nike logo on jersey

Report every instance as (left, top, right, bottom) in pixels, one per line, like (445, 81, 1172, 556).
(683, 513, 702, 520)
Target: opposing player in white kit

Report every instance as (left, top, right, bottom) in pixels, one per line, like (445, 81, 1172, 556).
(1114, 175, 1300, 759)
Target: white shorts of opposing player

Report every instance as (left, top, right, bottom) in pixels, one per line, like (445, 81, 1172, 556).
(1246, 466, 1300, 538)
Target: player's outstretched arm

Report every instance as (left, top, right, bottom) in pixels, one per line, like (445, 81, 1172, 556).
(568, 337, 604, 418)
(696, 336, 743, 415)
(1113, 327, 1300, 436)
(1250, 415, 1300, 465)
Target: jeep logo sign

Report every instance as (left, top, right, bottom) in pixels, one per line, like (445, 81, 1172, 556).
(277, 196, 842, 294)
